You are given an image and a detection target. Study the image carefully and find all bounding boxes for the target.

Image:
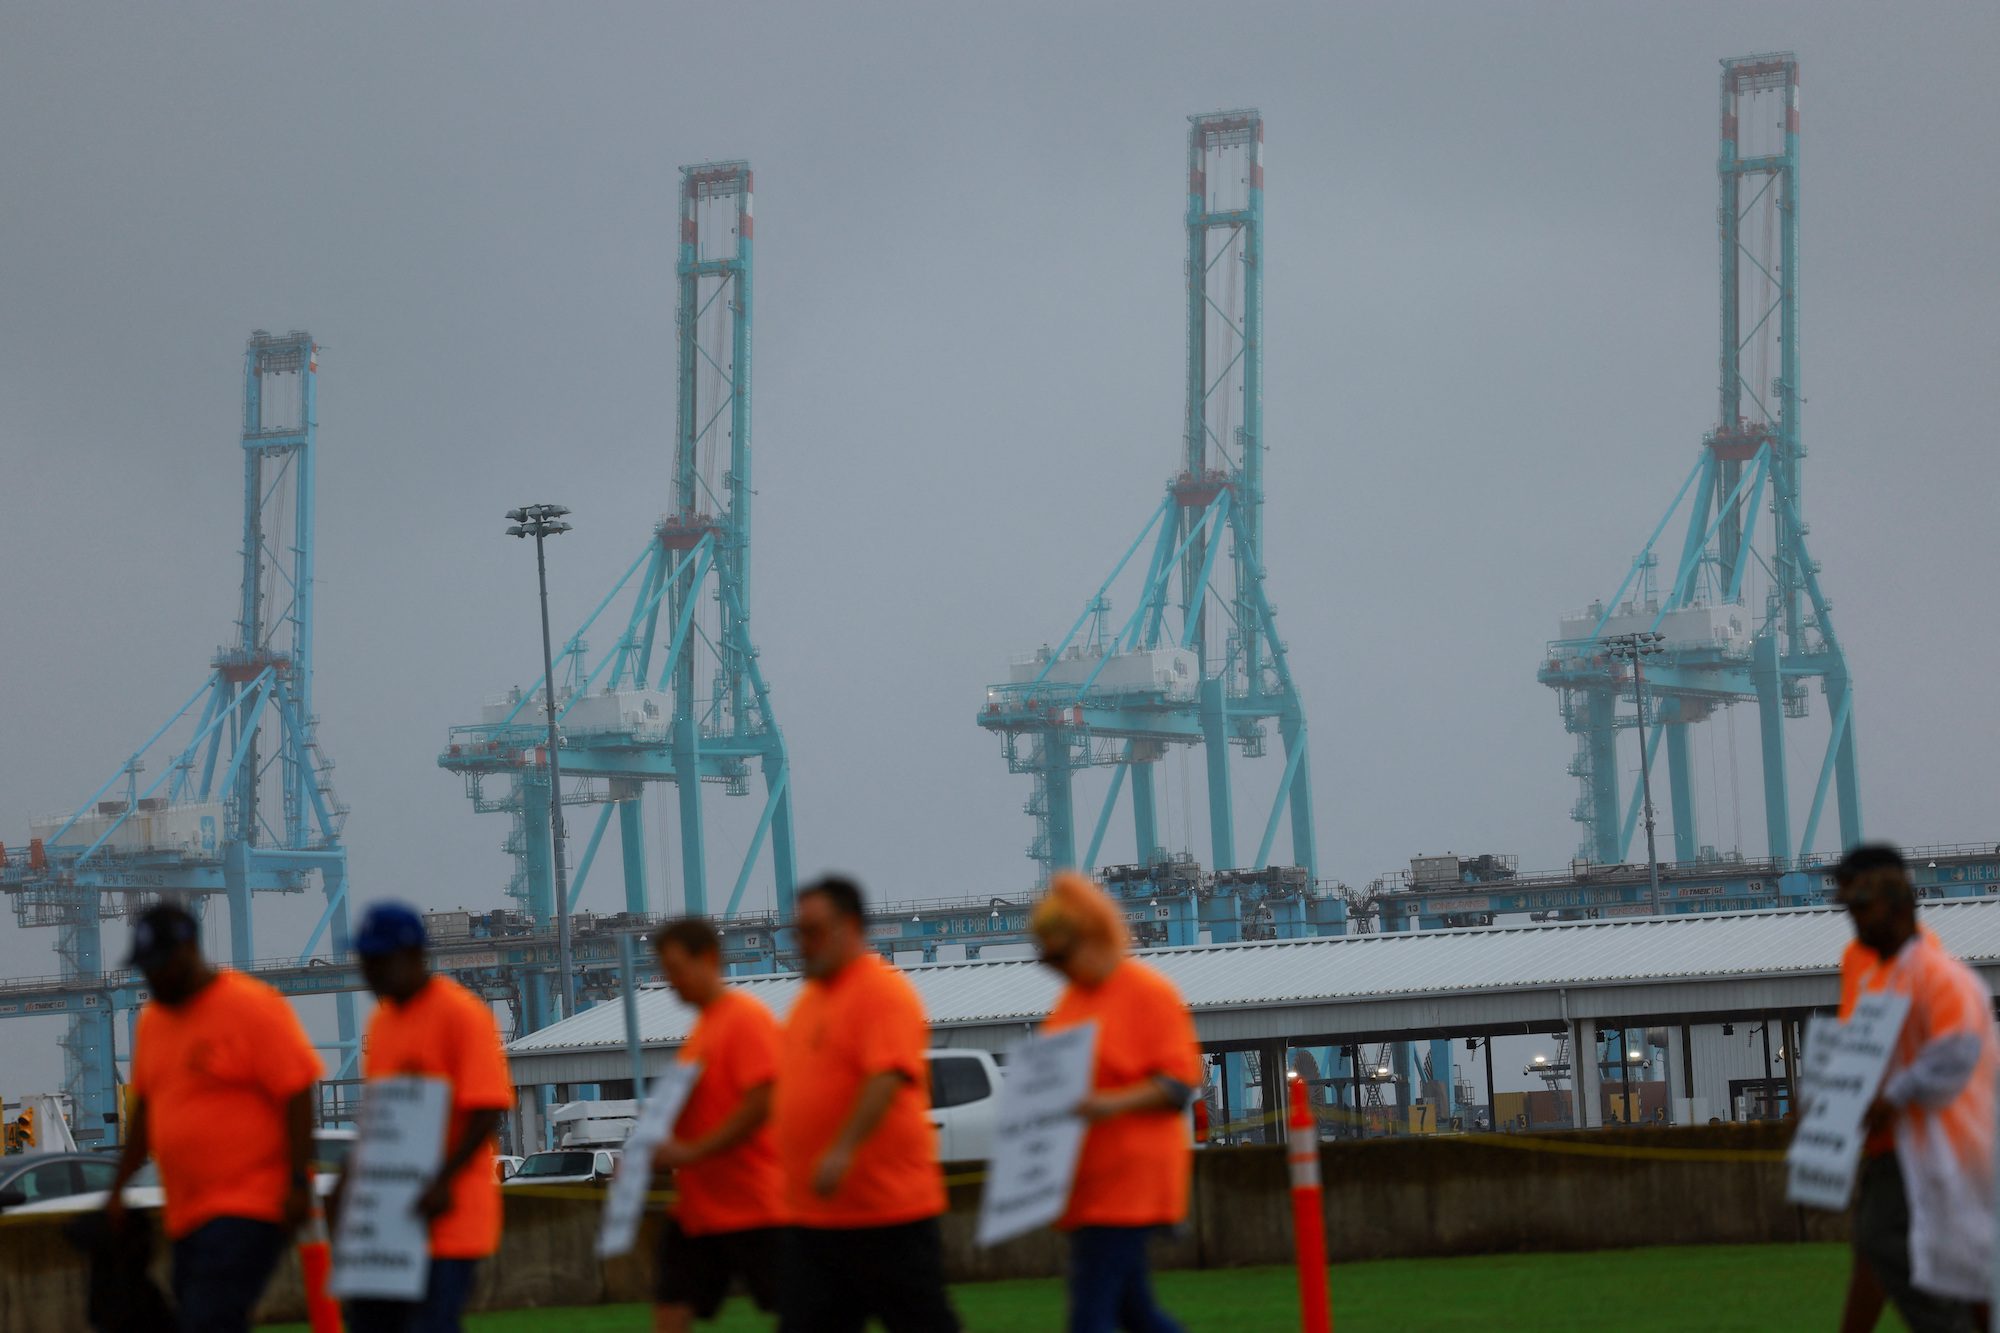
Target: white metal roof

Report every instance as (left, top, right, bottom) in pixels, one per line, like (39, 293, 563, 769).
(504, 899, 2000, 1084)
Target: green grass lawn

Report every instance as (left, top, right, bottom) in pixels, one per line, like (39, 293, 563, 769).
(270, 1243, 1909, 1330)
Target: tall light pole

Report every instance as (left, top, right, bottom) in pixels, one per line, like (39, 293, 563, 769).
(1606, 631, 1667, 915)
(507, 504, 575, 1017)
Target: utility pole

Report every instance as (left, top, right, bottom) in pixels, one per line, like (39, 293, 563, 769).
(1606, 631, 1666, 914)
(508, 504, 575, 1016)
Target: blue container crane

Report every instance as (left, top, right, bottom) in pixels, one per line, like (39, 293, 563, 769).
(979, 110, 1317, 888)
(0, 331, 358, 1139)
(1539, 54, 1861, 870)
(441, 162, 796, 1030)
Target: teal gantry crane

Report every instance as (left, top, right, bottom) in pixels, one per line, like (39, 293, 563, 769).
(1540, 54, 1861, 872)
(979, 110, 1318, 890)
(0, 331, 357, 1140)
(442, 162, 795, 1029)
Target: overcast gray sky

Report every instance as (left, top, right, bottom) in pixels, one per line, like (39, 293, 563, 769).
(3, 2, 1997, 1094)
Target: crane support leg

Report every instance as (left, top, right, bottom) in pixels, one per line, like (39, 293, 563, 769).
(1752, 634, 1793, 862)
(674, 720, 708, 916)
(1283, 715, 1318, 878)
(320, 859, 359, 1075)
(765, 750, 798, 919)
(1665, 717, 1698, 863)
(1429, 1038, 1455, 1123)
(59, 895, 117, 1140)
(1201, 677, 1236, 870)
(522, 779, 555, 926)
(1829, 670, 1863, 850)
(1130, 760, 1160, 865)
(1040, 739, 1078, 874)
(223, 842, 255, 968)
(617, 798, 648, 915)
(1586, 692, 1621, 865)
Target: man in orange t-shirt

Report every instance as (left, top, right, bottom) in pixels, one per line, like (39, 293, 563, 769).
(341, 902, 513, 1333)
(1830, 847, 1997, 1333)
(648, 917, 786, 1330)
(108, 902, 323, 1333)
(772, 876, 959, 1332)
(1032, 872, 1201, 1333)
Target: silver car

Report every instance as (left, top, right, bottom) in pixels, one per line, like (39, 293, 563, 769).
(0, 1153, 123, 1212)
(500, 1148, 619, 1187)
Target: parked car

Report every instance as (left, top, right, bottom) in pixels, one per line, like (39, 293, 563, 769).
(927, 1049, 1004, 1163)
(4, 1127, 356, 1219)
(0, 1153, 122, 1213)
(501, 1148, 619, 1187)
(494, 1154, 524, 1183)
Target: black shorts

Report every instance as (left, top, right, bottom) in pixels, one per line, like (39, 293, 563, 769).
(655, 1219, 783, 1319)
(781, 1219, 961, 1332)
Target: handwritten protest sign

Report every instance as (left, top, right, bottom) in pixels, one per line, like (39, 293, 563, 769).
(976, 1022, 1097, 1247)
(330, 1076, 450, 1301)
(597, 1063, 700, 1259)
(1786, 991, 1910, 1210)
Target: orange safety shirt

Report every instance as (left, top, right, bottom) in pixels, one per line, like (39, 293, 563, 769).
(1847, 930, 2000, 1301)
(773, 953, 944, 1228)
(1840, 926, 1940, 1018)
(362, 974, 514, 1259)
(671, 987, 787, 1235)
(1840, 927, 1938, 1156)
(1044, 957, 1203, 1229)
(131, 970, 323, 1239)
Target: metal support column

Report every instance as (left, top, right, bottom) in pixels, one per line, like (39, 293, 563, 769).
(617, 796, 648, 915)
(1665, 719, 1698, 864)
(1752, 633, 1793, 862)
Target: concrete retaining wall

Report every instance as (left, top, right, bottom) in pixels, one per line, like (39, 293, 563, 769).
(0, 1123, 1836, 1329)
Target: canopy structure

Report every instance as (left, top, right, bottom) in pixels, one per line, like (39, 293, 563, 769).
(506, 899, 2000, 1088)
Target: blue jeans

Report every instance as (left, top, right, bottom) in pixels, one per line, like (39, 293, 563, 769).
(343, 1258, 481, 1333)
(170, 1216, 289, 1333)
(1067, 1227, 1183, 1333)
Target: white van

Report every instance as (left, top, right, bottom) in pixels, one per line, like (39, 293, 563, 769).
(926, 1049, 1004, 1162)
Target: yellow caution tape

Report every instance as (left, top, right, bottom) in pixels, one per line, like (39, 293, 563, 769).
(0, 1120, 1790, 1234)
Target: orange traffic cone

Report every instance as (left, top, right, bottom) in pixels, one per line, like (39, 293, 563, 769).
(1286, 1073, 1331, 1333)
(298, 1206, 342, 1333)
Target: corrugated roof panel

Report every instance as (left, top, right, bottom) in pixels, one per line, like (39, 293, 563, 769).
(507, 899, 2000, 1055)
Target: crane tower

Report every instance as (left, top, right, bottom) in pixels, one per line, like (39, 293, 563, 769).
(1539, 53, 1860, 869)
(442, 161, 795, 1027)
(0, 331, 358, 1136)
(979, 110, 1317, 884)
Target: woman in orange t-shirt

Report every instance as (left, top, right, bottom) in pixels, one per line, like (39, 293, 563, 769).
(1032, 872, 1202, 1333)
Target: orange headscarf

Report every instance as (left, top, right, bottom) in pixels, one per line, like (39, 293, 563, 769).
(1029, 871, 1130, 955)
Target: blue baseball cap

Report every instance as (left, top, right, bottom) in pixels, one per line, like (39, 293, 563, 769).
(125, 903, 199, 968)
(353, 902, 428, 957)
